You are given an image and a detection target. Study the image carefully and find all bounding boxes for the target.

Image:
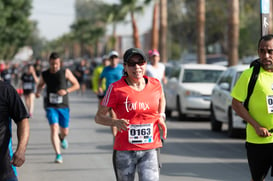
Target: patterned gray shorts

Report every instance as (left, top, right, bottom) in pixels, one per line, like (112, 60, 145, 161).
(113, 149, 159, 181)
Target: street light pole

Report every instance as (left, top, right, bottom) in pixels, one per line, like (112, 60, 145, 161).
(260, 0, 271, 36)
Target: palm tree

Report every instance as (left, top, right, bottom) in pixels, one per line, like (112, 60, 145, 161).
(71, 19, 105, 57)
(120, 0, 152, 48)
(130, 11, 142, 48)
(159, 0, 167, 63)
(120, 0, 140, 48)
(151, 1, 159, 50)
(228, 0, 239, 66)
(196, 0, 206, 64)
(106, 4, 128, 51)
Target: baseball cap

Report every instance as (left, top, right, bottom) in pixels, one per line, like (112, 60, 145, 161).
(108, 50, 119, 58)
(149, 49, 160, 57)
(123, 48, 147, 63)
(102, 55, 108, 60)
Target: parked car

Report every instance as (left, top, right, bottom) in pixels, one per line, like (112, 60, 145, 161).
(210, 64, 249, 137)
(182, 54, 228, 66)
(164, 64, 226, 120)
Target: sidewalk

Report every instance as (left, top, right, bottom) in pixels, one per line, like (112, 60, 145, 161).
(16, 91, 115, 181)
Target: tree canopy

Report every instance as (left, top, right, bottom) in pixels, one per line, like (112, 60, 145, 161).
(168, 0, 260, 60)
(0, 0, 33, 60)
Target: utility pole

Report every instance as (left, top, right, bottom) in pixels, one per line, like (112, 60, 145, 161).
(260, 0, 271, 36)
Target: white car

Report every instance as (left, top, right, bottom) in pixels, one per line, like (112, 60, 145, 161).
(164, 64, 226, 120)
(210, 64, 249, 137)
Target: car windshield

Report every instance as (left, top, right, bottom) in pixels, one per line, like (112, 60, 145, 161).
(234, 71, 243, 83)
(182, 69, 224, 83)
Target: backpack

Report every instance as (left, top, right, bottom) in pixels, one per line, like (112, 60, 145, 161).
(243, 59, 260, 110)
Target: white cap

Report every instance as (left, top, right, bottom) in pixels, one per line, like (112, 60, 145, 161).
(108, 50, 119, 58)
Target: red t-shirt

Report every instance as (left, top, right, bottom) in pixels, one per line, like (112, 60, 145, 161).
(102, 76, 163, 151)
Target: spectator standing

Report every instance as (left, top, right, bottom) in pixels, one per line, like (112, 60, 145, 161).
(0, 80, 30, 181)
(231, 34, 273, 181)
(20, 64, 39, 117)
(95, 48, 167, 181)
(98, 50, 123, 136)
(35, 52, 80, 163)
(146, 49, 167, 85)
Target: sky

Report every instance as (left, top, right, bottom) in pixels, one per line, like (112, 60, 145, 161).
(30, 0, 153, 41)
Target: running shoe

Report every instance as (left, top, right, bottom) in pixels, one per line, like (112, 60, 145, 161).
(61, 139, 68, 149)
(55, 154, 63, 163)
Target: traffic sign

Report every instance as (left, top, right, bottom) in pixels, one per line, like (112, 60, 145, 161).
(260, 0, 271, 36)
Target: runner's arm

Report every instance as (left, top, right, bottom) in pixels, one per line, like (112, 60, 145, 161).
(158, 91, 167, 139)
(95, 104, 129, 132)
(12, 118, 29, 167)
(30, 65, 39, 84)
(35, 74, 45, 98)
(65, 68, 80, 94)
(232, 98, 271, 137)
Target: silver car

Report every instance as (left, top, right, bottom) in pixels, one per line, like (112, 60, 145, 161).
(210, 64, 249, 137)
(164, 64, 226, 120)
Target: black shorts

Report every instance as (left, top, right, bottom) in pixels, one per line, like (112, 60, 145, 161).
(246, 142, 273, 181)
(23, 89, 34, 95)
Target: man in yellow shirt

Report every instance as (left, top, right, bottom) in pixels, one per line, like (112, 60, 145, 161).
(232, 34, 273, 181)
(92, 55, 110, 105)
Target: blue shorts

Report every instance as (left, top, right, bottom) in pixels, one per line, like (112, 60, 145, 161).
(46, 108, 70, 128)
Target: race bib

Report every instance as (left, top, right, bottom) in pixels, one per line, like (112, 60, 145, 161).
(23, 82, 33, 90)
(128, 123, 153, 144)
(267, 95, 273, 113)
(49, 93, 63, 104)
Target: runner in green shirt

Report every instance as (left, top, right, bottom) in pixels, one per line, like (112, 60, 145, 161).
(232, 34, 273, 181)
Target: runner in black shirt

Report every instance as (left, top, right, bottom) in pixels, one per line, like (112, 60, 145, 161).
(35, 52, 79, 163)
(0, 80, 29, 181)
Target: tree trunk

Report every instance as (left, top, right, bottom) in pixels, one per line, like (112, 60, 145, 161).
(159, 0, 167, 63)
(131, 11, 141, 48)
(228, 0, 239, 66)
(196, 0, 206, 64)
(112, 23, 119, 51)
(151, 1, 159, 50)
(73, 42, 81, 58)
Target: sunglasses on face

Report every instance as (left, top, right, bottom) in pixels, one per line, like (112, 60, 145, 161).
(125, 61, 146, 67)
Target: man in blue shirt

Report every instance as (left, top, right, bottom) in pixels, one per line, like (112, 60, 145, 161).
(98, 50, 123, 136)
(99, 50, 123, 93)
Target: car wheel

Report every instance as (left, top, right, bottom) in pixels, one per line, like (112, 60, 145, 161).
(228, 108, 244, 138)
(177, 96, 186, 121)
(210, 104, 222, 131)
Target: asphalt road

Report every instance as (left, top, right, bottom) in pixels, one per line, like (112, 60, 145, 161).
(14, 90, 252, 181)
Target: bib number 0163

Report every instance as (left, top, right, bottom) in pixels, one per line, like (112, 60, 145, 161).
(128, 123, 153, 144)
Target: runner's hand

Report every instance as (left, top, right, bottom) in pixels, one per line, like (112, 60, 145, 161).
(57, 89, 68, 96)
(158, 118, 167, 139)
(11, 150, 25, 167)
(113, 119, 129, 132)
(255, 127, 272, 137)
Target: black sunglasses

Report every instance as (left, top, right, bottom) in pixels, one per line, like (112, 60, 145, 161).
(125, 61, 146, 67)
